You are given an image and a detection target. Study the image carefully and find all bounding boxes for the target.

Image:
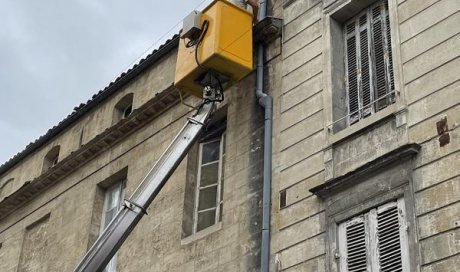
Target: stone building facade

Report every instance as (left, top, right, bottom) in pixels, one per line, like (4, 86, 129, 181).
(0, 0, 459, 271)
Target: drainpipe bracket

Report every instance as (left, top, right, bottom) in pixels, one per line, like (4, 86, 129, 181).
(253, 17, 283, 45)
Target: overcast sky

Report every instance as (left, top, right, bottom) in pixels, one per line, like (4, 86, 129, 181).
(0, 0, 213, 165)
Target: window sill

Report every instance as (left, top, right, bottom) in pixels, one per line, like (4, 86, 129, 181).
(328, 103, 401, 146)
(180, 222, 222, 245)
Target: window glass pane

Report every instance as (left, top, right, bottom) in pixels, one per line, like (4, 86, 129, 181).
(200, 162, 219, 186)
(106, 187, 121, 211)
(198, 186, 218, 210)
(104, 208, 118, 228)
(201, 140, 220, 164)
(197, 209, 216, 232)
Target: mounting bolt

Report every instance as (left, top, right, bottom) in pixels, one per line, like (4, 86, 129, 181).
(335, 252, 341, 259)
(436, 116, 450, 147)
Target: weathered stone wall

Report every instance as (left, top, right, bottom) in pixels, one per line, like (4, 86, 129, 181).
(271, 0, 460, 271)
(271, 0, 326, 271)
(0, 47, 265, 271)
(0, 50, 177, 200)
(1, 0, 459, 271)
(402, 0, 460, 270)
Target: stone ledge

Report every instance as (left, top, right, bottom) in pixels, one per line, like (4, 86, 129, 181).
(180, 222, 223, 245)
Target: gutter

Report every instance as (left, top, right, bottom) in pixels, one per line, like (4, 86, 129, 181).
(255, 1, 273, 271)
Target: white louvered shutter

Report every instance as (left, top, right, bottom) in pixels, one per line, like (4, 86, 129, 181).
(376, 201, 405, 272)
(345, 22, 360, 125)
(338, 199, 409, 272)
(371, 5, 387, 110)
(384, 1, 395, 99)
(371, 1, 395, 111)
(339, 216, 369, 272)
(359, 14, 372, 118)
(344, 0, 395, 126)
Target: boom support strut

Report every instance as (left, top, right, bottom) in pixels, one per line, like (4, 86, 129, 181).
(74, 89, 218, 272)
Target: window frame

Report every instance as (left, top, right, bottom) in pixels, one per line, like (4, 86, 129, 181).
(316, 155, 421, 272)
(100, 180, 125, 272)
(343, 0, 395, 126)
(337, 198, 410, 272)
(192, 132, 226, 234)
(322, 0, 406, 144)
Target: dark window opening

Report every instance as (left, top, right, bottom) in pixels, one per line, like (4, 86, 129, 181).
(279, 190, 287, 209)
(42, 145, 60, 173)
(112, 93, 134, 125)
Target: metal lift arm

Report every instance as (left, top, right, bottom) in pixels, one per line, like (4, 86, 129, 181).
(74, 92, 218, 272)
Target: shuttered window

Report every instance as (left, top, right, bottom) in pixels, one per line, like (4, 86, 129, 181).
(344, 0, 395, 125)
(338, 199, 409, 272)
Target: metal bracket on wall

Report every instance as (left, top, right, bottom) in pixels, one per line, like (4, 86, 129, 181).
(253, 17, 283, 45)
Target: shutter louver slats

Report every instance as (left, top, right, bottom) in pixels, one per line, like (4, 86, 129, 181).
(385, 1, 395, 101)
(339, 198, 408, 272)
(372, 6, 388, 111)
(343, 0, 395, 127)
(346, 220, 367, 272)
(377, 206, 403, 272)
(346, 25, 360, 125)
(347, 23, 355, 35)
(359, 14, 372, 117)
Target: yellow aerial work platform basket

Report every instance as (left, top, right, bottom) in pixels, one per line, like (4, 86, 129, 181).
(174, 0, 253, 97)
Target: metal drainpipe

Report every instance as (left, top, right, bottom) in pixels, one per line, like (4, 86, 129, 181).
(255, 1, 272, 272)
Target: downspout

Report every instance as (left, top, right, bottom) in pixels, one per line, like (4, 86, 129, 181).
(256, 1, 272, 272)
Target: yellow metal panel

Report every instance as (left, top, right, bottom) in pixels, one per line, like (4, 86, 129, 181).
(174, 0, 253, 97)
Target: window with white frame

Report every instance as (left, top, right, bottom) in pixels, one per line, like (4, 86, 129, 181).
(193, 131, 226, 233)
(338, 199, 409, 272)
(101, 181, 124, 272)
(344, 0, 395, 125)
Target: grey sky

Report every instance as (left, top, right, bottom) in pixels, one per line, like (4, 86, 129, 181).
(0, 0, 213, 164)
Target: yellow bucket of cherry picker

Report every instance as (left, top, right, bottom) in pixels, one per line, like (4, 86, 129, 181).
(174, 0, 253, 98)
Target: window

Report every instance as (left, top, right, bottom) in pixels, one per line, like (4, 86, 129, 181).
(42, 145, 60, 173)
(344, 0, 395, 125)
(181, 111, 227, 241)
(101, 181, 124, 272)
(193, 131, 226, 233)
(112, 93, 133, 124)
(338, 199, 409, 272)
